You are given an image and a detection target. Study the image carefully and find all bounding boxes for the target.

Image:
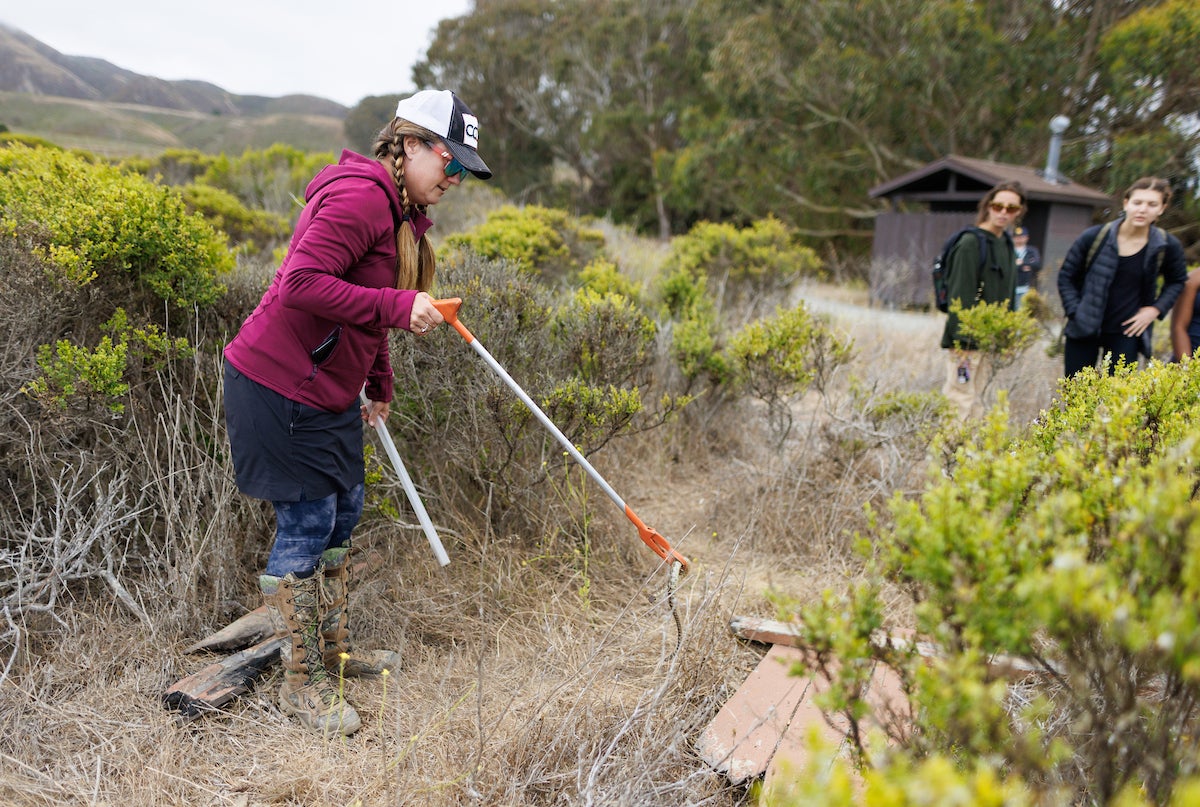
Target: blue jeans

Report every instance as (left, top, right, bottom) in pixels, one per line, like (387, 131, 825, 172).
(1014, 285, 1029, 310)
(265, 483, 364, 578)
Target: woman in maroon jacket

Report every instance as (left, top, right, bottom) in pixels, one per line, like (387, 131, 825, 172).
(223, 90, 491, 736)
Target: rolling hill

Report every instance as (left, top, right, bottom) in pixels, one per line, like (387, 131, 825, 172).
(0, 23, 350, 157)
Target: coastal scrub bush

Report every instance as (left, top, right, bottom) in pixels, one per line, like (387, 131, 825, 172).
(122, 147, 218, 187)
(444, 204, 606, 284)
(0, 143, 232, 309)
(0, 143, 232, 420)
(577, 257, 641, 301)
(726, 303, 853, 443)
(551, 288, 656, 384)
(950, 297, 1040, 381)
(179, 183, 290, 254)
(379, 254, 673, 553)
(659, 217, 822, 317)
(22, 308, 193, 415)
(784, 359, 1200, 804)
(200, 143, 333, 218)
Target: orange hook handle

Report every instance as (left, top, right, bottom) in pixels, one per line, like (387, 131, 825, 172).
(432, 297, 474, 343)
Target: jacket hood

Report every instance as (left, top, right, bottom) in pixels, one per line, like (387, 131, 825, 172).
(306, 150, 404, 227)
(305, 150, 433, 240)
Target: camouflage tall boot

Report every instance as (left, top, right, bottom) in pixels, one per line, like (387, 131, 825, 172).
(319, 547, 401, 678)
(260, 572, 361, 736)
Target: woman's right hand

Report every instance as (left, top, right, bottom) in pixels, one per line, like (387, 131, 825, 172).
(408, 292, 444, 336)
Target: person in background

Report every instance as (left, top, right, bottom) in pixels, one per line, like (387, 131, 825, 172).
(940, 181, 1024, 420)
(222, 90, 492, 736)
(1057, 176, 1186, 378)
(1170, 268, 1200, 361)
(1012, 225, 1041, 310)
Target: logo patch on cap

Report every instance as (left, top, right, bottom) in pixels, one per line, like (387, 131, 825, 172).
(461, 113, 479, 149)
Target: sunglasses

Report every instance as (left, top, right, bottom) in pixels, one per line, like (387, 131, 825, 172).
(424, 141, 469, 181)
(989, 202, 1023, 214)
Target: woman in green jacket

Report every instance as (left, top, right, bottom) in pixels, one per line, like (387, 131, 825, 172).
(939, 181, 1024, 420)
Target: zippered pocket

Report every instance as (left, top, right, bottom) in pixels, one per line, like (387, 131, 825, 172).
(309, 325, 343, 368)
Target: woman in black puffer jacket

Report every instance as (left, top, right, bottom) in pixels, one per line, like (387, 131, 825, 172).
(1058, 176, 1187, 378)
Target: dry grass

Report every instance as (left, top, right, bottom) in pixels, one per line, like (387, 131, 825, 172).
(1, 488, 757, 806)
(0, 217, 1071, 805)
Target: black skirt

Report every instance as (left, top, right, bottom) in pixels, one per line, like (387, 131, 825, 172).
(223, 359, 365, 503)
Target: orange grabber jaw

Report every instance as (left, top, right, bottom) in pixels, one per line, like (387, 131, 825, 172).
(625, 506, 690, 574)
(432, 297, 474, 343)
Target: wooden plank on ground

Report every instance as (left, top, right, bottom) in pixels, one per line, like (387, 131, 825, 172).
(761, 655, 909, 799)
(729, 615, 1059, 679)
(184, 606, 273, 654)
(163, 637, 283, 717)
(696, 644, 843, 785)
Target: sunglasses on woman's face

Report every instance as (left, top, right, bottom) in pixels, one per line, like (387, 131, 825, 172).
(424, 141, 469, 181)
(989, 202, 1023, 214)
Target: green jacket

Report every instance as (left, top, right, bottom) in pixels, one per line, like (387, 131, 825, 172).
(939, 228, 1017, 350)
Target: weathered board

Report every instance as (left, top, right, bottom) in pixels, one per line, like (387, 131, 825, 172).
(163, 636, 284, 717)
(695, 644, 833, 785)
(729, 615, 1059, 679)
(183, 606, 273, 654)
(700, 614, 1064, 791)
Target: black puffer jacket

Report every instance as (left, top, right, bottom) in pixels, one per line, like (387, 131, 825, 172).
(1057, 216, 1187, 340)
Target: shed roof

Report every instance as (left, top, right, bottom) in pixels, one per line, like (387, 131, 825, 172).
(869, 154, 1113, 206)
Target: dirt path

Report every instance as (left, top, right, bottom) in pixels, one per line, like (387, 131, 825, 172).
(641, 282, 1059, 618)
(792, 281, 944, 337)
(620, 284, 948, 616)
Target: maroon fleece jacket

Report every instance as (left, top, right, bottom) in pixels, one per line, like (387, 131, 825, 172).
(224, 150, 431, 412)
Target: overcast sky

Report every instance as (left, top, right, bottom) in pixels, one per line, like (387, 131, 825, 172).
(1, 1, 473, 107)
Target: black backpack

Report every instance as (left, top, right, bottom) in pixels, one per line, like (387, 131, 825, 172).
(932, 227, 988, 313)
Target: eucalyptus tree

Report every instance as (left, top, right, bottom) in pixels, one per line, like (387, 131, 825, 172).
(415, 0, 722, 238)
(412, 0, 1199, 253)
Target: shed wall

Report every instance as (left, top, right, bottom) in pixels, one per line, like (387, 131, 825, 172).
(870, 211, 975, 307)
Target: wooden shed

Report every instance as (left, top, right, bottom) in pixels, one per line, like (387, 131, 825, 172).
(867, 155, 1113, 308)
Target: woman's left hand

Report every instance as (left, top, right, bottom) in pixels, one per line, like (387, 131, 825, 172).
(1122, 306, 1160, 337)
(361, 399, 389, 427)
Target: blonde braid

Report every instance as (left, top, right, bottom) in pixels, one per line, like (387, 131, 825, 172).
(372, 121, 437, 293)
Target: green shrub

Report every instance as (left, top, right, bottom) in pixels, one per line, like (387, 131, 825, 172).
(122, 148, 218, 187)
(180, 183, 290, 254)
(727, 303, 853, 441)
(660, 217, 822, 315)
(653, 265, 728, 389)
(670, 313, 728, 386)
(542, 377, 643, 451)
(785, 359, 1200, 803)
(657, 262, 709, 319)
(950, 298, 1040, 370)
(25, 335, 129, 415)
(22, 308, 193, 414)
(552, 289, 656, 384)
(200, 143, 334, 218)
(764, 735, 1038, 806)
(379, 255, 674, 550)
(0, 143, 232, 308)
(577, 258, 641, 302)
(0, 132, 62, 150)
(445, 204, 606, 283)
